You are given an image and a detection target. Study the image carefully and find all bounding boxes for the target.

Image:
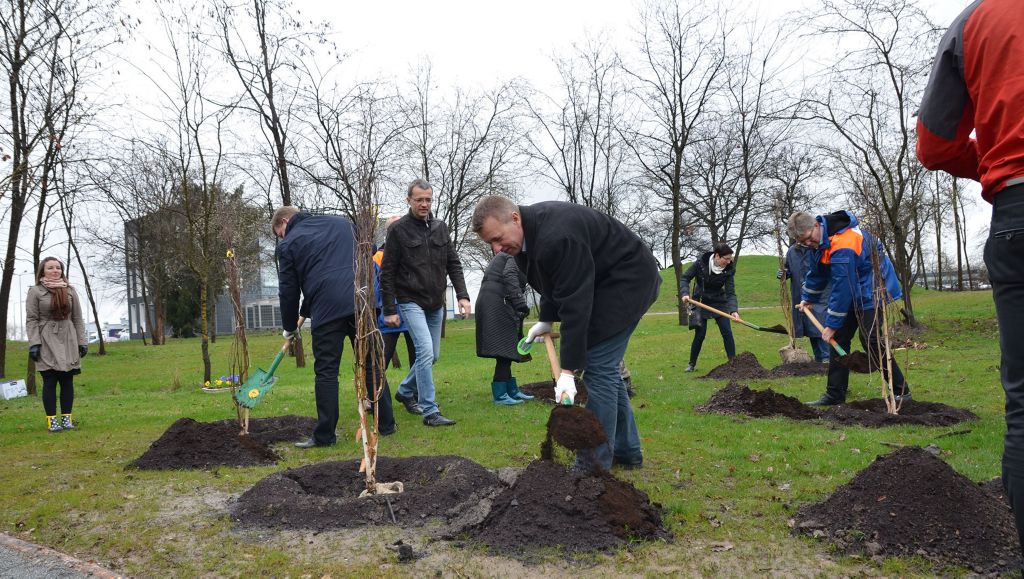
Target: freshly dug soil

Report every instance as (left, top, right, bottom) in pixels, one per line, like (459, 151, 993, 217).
(696, 383, 977, 428)
(793, 447, 1022, 573)
(768, 361, 828, 378)
(234, 456, 506, 530)
(468, 459, 671, 554)
(214, 415, 315, 445)
(545, 405, 607, 452)
(519, 379, 589, 405)
(699, 352, 771, 380)
(701, 351, 868, 380)
(695, 382, 819, 419)
(130, 417, 280, 470)
(821, 399, 978, 427)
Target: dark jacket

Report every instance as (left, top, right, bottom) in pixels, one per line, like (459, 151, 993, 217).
(514, 202, 662, 370)
(800, 211, 902, 329)
(380, 210, 470, 315)
(680, 251, 738, 316)
(475, 252, 529, 361)
(916, 0, 1024, 201)
(784, 244, 829, 339)
(277, 212, 355, 331)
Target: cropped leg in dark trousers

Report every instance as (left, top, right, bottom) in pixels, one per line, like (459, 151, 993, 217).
(382, 331, 417, 370)
(40, 370, 74, 416)
(310, 318, 347, 445)
(825, 308, 907, 403)
(689, 315, 736, 366)
(493, 358, 513, 382)
(986, 183, 1024, 553)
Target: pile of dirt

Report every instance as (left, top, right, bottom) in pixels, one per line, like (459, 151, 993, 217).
(793, 447, 1021, 573)
(821, 399, 978, 427)
(519, 379, 589, 405)
(467, 459, 671, 554)
(696, 384, 977, 428)
(234, 456, 506, 531)
(214, 415, 315, 445)
(130, 417, 280, 470)
(695, 382, 818, 419)
(699, 352, 770, 380)
(768, 361, 828, 378)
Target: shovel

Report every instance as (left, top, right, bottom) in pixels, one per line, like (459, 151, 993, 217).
(540, 334, 573, 406)
(684, 298, 788, 334)
(236, 317, 306, 428)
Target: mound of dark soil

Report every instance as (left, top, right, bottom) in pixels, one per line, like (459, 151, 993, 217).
(695, 382, 818, 419)
(130, 417, 280, 470)
(696, 384, 977, 428)
(699, 352, 770, 380)
(214, 415, 315, 445)
(793, 447, 1022, 573)
(519, 380, 589, 405)
(768, 361, 828, 378)
(234, 456, 505, 531)
(468, 460, 671, 554)
(821, 399, 978, 427)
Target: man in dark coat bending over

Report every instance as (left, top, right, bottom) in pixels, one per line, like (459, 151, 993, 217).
(471, 196, 662, 472)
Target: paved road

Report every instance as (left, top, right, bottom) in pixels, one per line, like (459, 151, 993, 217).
(0, 534, 120, 579)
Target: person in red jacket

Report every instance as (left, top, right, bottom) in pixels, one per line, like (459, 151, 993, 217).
(916, 0, 1024, 552)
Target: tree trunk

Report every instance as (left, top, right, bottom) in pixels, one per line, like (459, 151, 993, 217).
(200, 279, 211, 383)
(952, 179, 965, 291)
(73, 247, 106, 356)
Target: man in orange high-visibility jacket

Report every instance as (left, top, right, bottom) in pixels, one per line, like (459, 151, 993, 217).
(786, 210, 909, 407)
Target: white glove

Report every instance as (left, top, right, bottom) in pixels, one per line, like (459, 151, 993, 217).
(554, 373, 577, 405)
(526, 321, 552, 343)
(282, 328, 300, 341)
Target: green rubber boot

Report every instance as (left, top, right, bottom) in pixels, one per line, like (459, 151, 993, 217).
(506, 377, 534, 401)
(491, 381, 523, 405)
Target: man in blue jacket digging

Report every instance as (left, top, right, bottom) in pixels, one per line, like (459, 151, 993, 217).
(272, 206, 396, 448)
(787, 210, 910, 406)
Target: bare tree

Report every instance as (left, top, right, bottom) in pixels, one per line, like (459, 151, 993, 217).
(621, 0, 726, 325)
(797, 0, 941, 325)
(523, 36, 640, 225)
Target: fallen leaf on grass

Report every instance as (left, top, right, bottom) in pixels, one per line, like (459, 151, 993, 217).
(709, 541, 733, 552)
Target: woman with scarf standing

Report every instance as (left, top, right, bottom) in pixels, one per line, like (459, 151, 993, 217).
(26, 257, 87, 432)
(679, 243, 740, 373)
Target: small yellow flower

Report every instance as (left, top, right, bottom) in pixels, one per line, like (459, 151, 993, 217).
(226, 248, 234, 258)
(204, 381, 211, 387)
(248, 388, 259, 399)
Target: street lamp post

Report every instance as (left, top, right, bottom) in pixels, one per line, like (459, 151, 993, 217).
(15, 270, 31, 341)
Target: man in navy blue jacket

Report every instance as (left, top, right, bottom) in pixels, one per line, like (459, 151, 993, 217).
(471, 196, 661, 472)
(272, 206, 395, 447)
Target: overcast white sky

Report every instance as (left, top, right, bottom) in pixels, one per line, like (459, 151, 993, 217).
(4, 0, 981, 335)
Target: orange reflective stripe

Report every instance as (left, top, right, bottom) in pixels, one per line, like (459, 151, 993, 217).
(822, 229, 863, 264)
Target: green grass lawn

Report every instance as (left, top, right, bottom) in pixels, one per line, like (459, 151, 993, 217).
(0, 256, 1006, 576)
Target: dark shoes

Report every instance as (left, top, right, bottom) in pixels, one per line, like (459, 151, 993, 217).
(806, 395, 843, 407)
(895, 392, 912, 403)
(422, 412, 456, 427)
(395, 393, 424, 415)
(379, 426, 397, 437)
(612, 456, 643, 470)
(294, 438, 334, 449)
(683, 364, 696, 373)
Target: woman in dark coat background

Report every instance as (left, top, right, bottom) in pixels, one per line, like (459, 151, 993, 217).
(475, 252, 533, 405)
(26, 256, 87, 432)
(680, 243, 740, 372)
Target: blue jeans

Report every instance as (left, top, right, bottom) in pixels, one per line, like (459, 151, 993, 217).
(809, 336, 830, 362)
(577, 321, 642, 472)
(395, 303, 443, 416)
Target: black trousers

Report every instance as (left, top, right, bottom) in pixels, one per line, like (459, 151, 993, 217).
(689, 316, 736, 365)
(493, 358, 513, 381)
(825, 307, 907, 402)
(988, 183, 1024, 553)
(40, 369, 74, 415)
(311, 316, 395, 444)
(382, 330, 416, 370)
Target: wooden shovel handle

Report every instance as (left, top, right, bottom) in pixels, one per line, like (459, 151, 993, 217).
(685, 298, 747, 327)
(543, 333, 561, 381)
(796, 304, 847, 356)
(279, 316, 307, 353)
